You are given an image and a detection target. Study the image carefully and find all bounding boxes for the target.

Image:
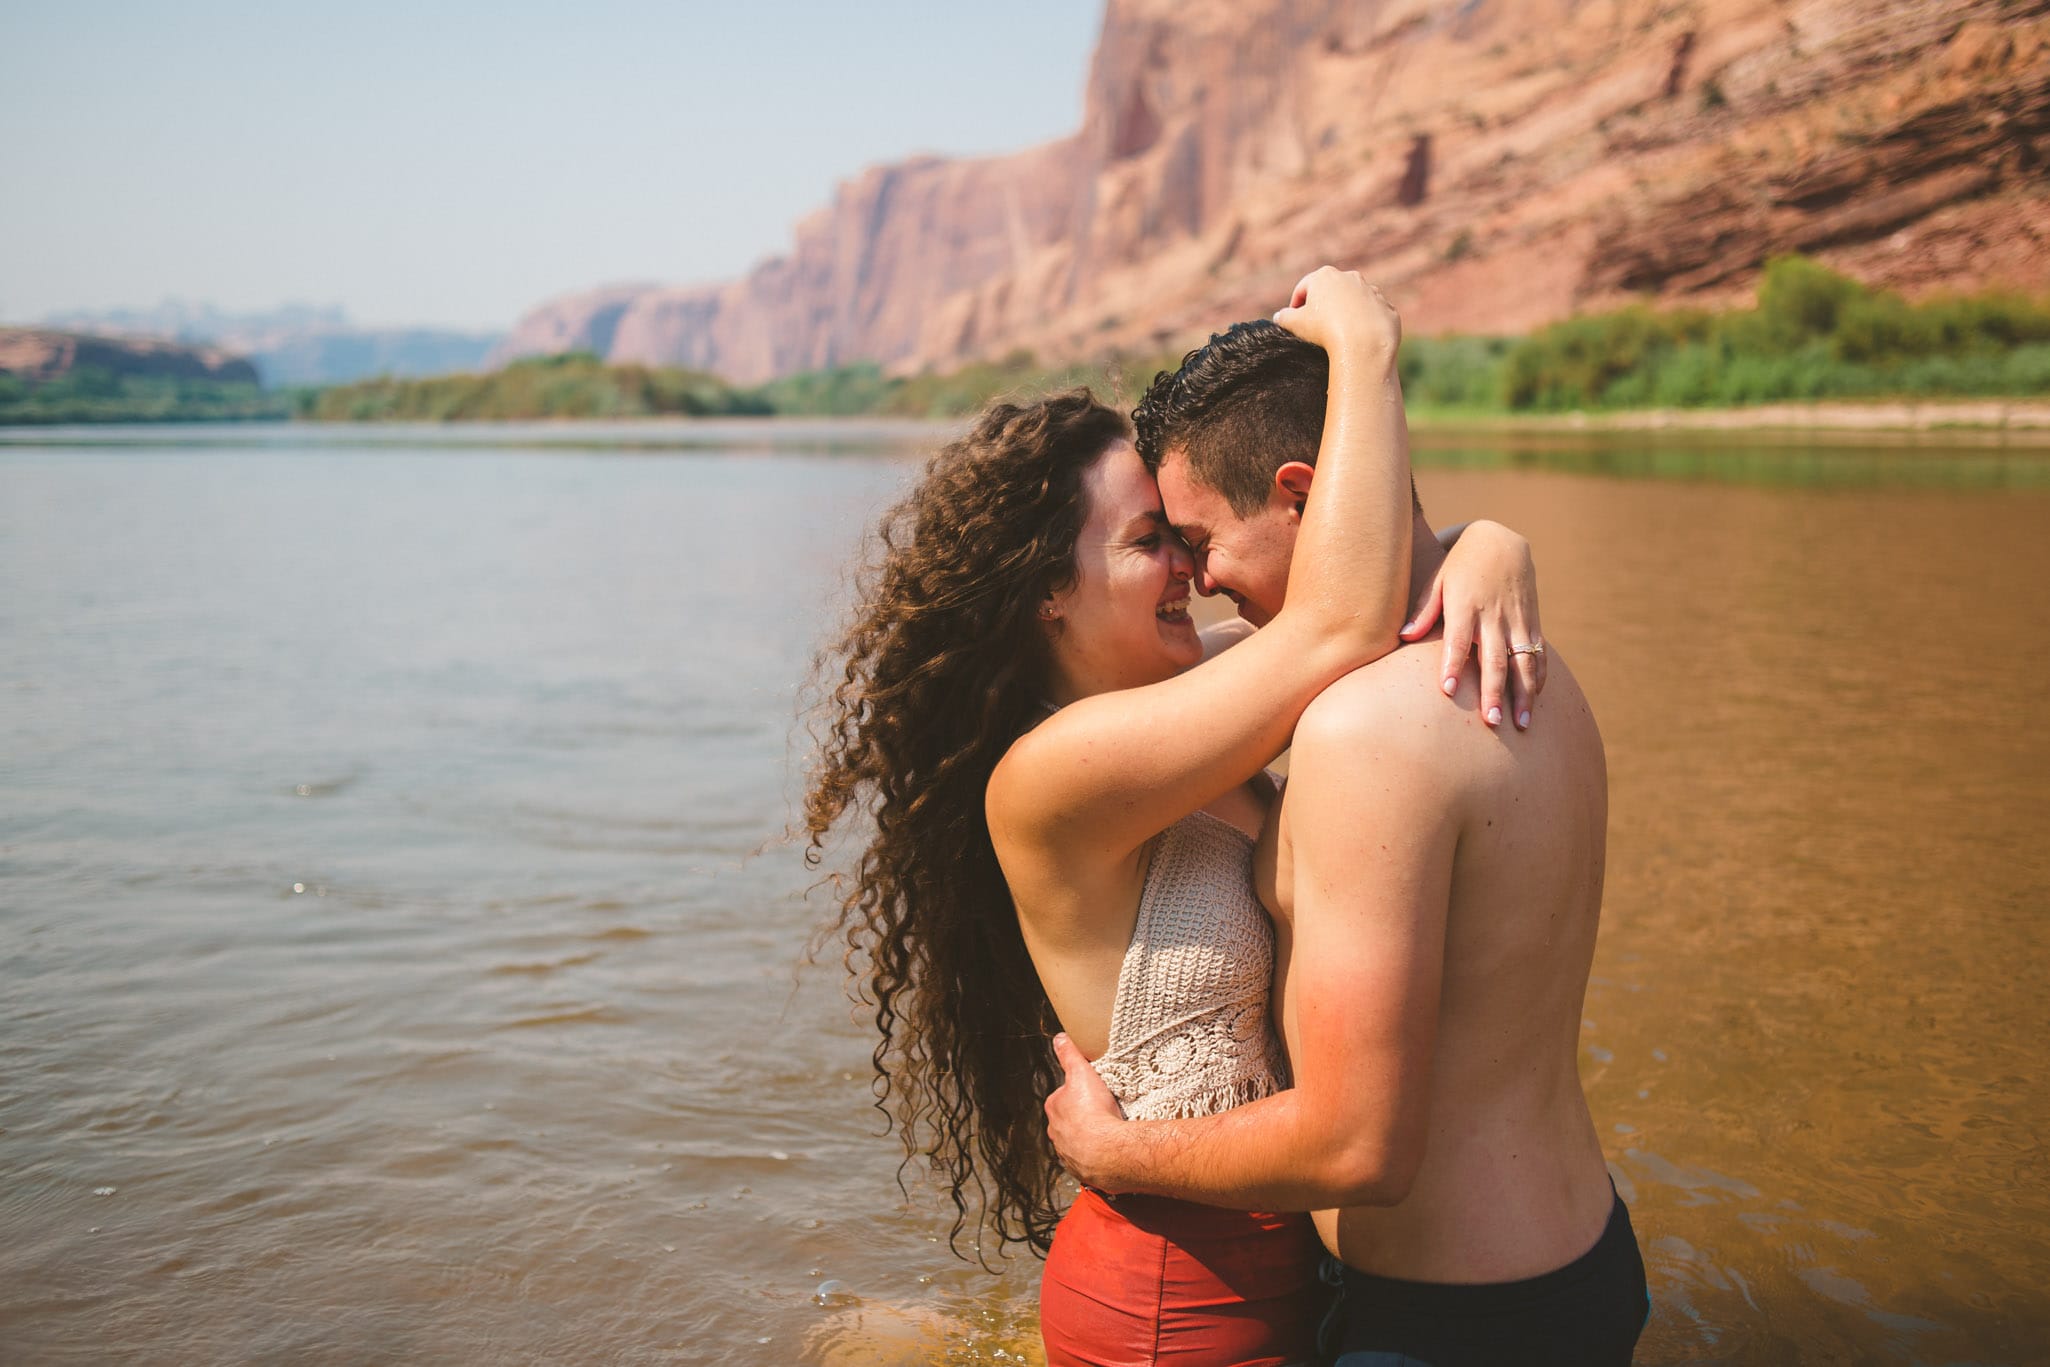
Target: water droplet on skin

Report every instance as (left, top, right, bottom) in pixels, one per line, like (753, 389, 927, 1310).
(770, 1150, 789, 1161)
(1652, 1048, 1669, 1062)
(89, 1227, 100, 1233)
(1615, 1123, 1637, 1134)
(1638, 1089, 1651, 1099)
(93, 1187, 117, 1197)
(662, 1244, 676, 1253)
(292, 883, 305, 894)
(801, 1218, 821, 1230)
(916, 1273, 933, 1285)
(756, 1338, 771, 1345)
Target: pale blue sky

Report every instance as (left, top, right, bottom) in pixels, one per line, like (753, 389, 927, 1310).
(0, 1, 1104, 329)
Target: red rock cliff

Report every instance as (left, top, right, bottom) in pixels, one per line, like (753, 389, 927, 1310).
(492, 0, 2050, 382)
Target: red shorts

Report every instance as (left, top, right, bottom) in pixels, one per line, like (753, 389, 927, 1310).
(1040, 1187, 1324, 1367)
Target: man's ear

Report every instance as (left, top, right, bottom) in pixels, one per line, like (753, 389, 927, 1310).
(1274, 461, 1315, 518)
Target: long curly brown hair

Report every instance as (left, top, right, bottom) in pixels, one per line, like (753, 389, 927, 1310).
(803, 390, 1132, 1259)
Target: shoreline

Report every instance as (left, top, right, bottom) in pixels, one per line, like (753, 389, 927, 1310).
(1408, 399, 2050, 444)
(8, 399, 2050, 447)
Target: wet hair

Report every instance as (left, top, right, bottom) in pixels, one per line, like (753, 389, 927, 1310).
(1133, 318, 1419, 516)
(802, 390, 1131, 1259)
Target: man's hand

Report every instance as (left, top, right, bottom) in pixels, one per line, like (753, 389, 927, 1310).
(1044, 1033, 1133, 1192)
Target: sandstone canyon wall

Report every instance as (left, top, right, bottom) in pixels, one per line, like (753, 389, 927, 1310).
(492, 0, 2050, 383)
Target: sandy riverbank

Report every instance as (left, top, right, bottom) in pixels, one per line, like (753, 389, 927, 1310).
(1411, 398, 2050, 439)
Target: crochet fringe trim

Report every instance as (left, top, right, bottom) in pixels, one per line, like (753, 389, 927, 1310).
(1132, 1071, 1284, 1122)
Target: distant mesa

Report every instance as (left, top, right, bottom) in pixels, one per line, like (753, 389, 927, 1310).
(34, 302, 500, 387)
(496, 0, 2050, 386)
(0, 327, 258, 386)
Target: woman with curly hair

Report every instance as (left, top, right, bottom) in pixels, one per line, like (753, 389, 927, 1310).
(803, 271, 1543, 1364)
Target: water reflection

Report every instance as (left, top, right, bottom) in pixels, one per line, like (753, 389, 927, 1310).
(1, 424, 2045, 1364)
(1417, 465, 2050, 1364)
(1415, 427, 2050, 491)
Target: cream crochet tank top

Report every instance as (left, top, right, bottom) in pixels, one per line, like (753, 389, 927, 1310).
(1091, 809, 1290, 1121)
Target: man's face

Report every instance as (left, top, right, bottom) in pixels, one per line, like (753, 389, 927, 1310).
(1154, 448, 1301, 626)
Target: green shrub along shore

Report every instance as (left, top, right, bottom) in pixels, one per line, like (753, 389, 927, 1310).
(748, 257, 2050, 420)
(298, 353, 775, 421)
(5, 258, 2044, 426)
(0, 369, 295, 423)
(1480, 256, 2050, 412)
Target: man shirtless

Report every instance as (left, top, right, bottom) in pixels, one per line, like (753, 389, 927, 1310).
(1044, 270, 1650, 1366)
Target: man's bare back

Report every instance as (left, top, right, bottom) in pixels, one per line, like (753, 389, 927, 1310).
(1260, 636, 1615, 1283)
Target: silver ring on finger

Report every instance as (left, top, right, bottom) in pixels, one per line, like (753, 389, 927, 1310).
(1509, 641, 1546, 657)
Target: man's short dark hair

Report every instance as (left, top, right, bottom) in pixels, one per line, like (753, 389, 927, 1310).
(1131, 320, 1328, 518)
(1132, 318, 1419, 517)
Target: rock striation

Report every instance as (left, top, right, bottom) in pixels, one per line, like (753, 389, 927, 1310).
(493, 0, 2050, 383)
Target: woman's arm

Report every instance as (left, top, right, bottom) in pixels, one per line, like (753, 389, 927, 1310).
(990, 268, 1411, 869)
(1209, 519, 1547, 731)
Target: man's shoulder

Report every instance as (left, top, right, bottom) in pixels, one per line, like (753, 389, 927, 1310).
(1293, 642, 1455, 760)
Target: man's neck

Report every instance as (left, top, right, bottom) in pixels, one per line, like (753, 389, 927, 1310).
(1407, 510, 1447, 626)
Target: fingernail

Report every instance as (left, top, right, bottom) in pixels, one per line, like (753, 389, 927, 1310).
(1487, 706, 1502, 726)
(1401, 620, 1417, 635)
(1517, 710, 1531, 729)
(1442, 676, 1458, 697)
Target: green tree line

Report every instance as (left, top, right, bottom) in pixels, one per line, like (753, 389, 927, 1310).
(0, 369, 293, 423)
(300, 352, 774, 420)
(9, 258, 2043, 426)
(752, 258, 2050, 420)
(1407, 256, 2050, 412)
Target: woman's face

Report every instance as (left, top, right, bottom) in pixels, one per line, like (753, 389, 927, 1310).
(1044, 440, 1200, 702)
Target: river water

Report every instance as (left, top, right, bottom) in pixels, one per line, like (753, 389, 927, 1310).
(2, 420, 2045, 1365)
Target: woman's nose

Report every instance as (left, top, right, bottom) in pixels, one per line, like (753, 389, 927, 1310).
(1169, 542, 1194, 580)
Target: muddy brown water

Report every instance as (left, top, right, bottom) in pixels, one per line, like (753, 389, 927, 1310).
(2, 422, 2045, 1364)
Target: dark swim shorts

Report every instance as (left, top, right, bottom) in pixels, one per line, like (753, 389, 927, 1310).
(1321, 1189, 1651, 1367)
